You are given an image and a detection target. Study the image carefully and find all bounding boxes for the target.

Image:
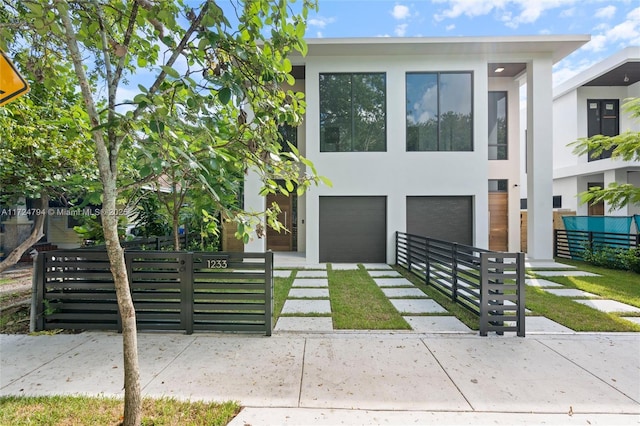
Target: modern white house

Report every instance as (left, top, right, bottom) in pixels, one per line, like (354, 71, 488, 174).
(551, 46, 640, 218)
(244, 35, 590, 264)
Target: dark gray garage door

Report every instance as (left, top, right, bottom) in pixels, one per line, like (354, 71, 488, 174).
(319, 196, 386, 263)
(406, 196, 472, 245)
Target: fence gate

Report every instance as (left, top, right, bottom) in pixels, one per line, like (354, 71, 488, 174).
(33, 250, 273, 335)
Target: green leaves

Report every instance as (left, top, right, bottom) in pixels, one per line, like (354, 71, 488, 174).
(218, 87, 231, 104)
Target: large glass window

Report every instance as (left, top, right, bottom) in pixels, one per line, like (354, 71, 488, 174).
(320, 73, 386, 152)
(488, 91, 508, 160)
(406, 72, 473, 151)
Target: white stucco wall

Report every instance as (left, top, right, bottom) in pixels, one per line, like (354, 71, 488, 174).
(302, 54, 492, 264)
(551, 80, 640, 217)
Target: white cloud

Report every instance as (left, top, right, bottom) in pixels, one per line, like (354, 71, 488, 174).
(308, 16, 336, 29)
(316, 31, 323, 38)
(433, 0, 506, 21)
(560, 7, 575, 18)
(552, 56, 600, 86)
(584, 6, 640, 51)
(395, 23, 409, 36)
(594, 5, 616, 20)
(433, 0, 578, 28)
(391, 4, 411, 20)
(584, 34, 608, 52)
(446, 24, 456, 31)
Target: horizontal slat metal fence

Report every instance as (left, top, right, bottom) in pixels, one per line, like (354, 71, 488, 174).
(33, 250, 273, 335)
(554, 229, 639, 260)
(396, 231, 525, 336)
(83, 235, 187, 251)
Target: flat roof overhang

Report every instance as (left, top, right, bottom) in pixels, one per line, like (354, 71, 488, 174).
(554, 46, 640, 98)
(291, 35, 590, 64)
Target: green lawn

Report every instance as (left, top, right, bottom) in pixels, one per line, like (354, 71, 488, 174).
(328, 268, 409, 330)
(274, 260, 640, 332)
(524, 259, 640, 332)
(0, 396, 239, 426)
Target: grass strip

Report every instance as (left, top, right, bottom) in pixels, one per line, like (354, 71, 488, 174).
(273, 273, 295, 319)
(533, 259, 640, 308)
(525, 286, 640, 332)
(329, 267, 410, 330)
(394, 266, 480, 330)
(0, 395, 240, 426)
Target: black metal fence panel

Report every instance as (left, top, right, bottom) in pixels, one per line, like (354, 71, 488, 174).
(554, 229, 639, 260)
(396, 231, 525, 336)
(33, 250, 273, 335)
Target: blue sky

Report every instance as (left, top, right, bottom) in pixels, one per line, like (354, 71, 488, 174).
(302, 0, 640, 86)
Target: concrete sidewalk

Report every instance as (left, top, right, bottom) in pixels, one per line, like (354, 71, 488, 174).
(1, 332, 639, 424)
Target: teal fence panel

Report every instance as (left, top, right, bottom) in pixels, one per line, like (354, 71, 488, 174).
(562, 216, 634, 258)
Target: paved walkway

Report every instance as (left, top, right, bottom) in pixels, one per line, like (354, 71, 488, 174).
(2, 332, 638, 424)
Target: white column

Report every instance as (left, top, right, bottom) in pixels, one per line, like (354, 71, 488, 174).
(243, 168, 266, 252)
(526, 57, 554, 260)
(306, 193, 320, 264)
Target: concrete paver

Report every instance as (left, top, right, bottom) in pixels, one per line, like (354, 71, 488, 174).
(361, 263, 393, 270)
(288, 288, 330, 298)
(544, 288, 599, 297)
(296, 270, 328, 278)
(534, 270, 600, 277)
(292, 278, 328, 288)
(374, 277, 414, 287)
(368, 270, 402, 277)
(274, 317, 334, 332)
(525, 278, 565, 288)
(389, 299, 448, 313)
(506, 317, 575, 333)
(281, 299, 331, 314)
(381, 287, 428, 298)
(623, 317, 640, 325)
(403, 316, 473, 332)
(574, 299, 640, 313)
(273, 270, 293, 278)
(328, 263, 359, 270)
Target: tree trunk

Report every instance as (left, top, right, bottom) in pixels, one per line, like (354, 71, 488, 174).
(102, 185, 141, 426)
(173, 210, 180, 250)
(0, 195, 48, 273)
(56, 3, 142, 423)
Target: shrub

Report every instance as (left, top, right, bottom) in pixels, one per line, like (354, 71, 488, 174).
(582, 243, 640, 273)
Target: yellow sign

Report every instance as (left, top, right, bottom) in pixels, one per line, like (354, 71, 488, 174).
(0, 50, 30, 106)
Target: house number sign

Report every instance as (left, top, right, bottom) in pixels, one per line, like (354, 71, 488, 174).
(204, 255, 229, 269)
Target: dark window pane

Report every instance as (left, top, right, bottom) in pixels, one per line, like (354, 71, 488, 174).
(406, 73, 438, 151)
(353, 74, 386, 151)
(406, 72, 472, 151)
(489, 179, 508, 192)
(488, 91, 508, 160)
(440, 73, 472, 151)
(320, 73, 386, 152)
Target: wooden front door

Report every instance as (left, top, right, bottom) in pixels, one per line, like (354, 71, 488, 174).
(587, 182, 605, 216)
(489, 192, 508, 252)
(266, 193, 293, 251)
